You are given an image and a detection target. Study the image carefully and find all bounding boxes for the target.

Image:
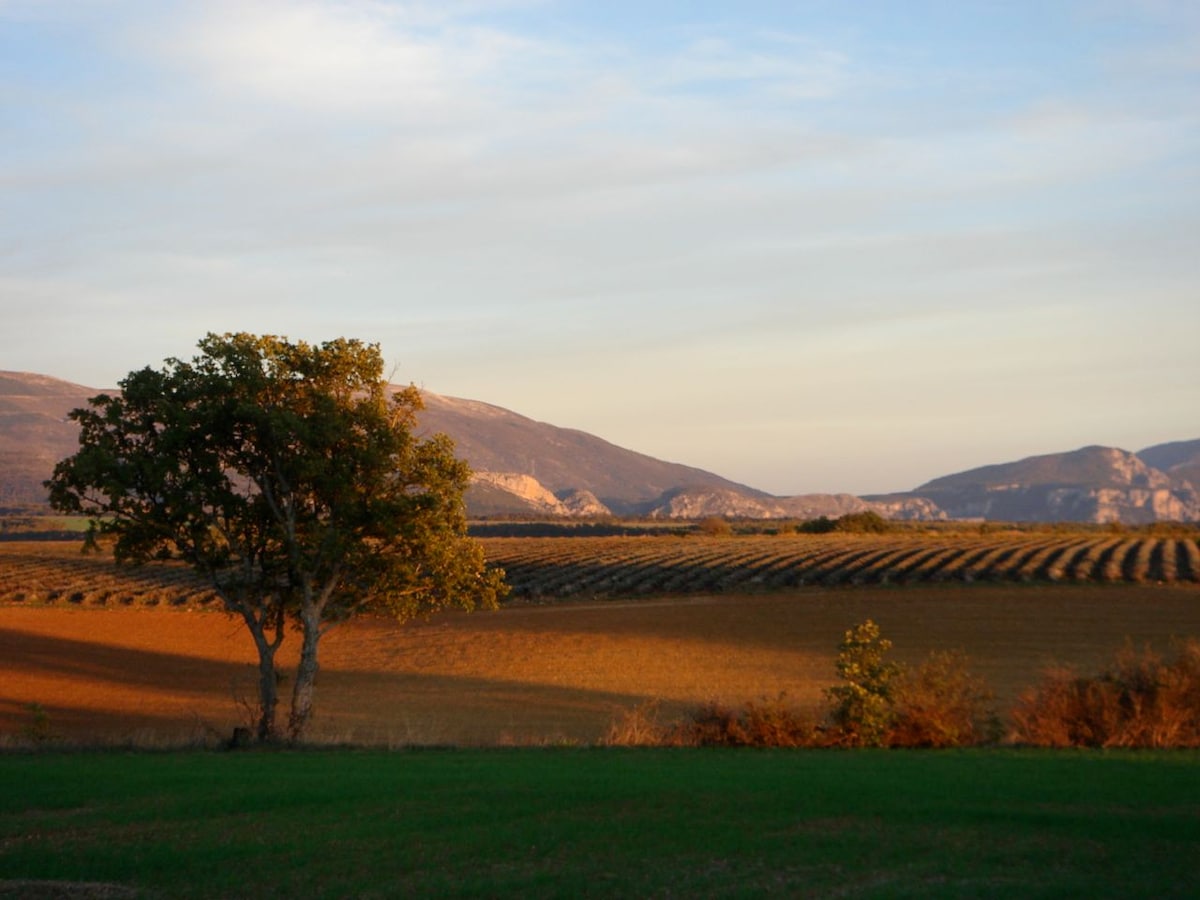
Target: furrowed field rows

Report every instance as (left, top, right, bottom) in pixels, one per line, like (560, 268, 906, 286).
(1, 534, 1199, 607)
(481, 534, 1200, 598)
(0, 543, 219, 607)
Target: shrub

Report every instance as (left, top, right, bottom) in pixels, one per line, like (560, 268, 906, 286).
(21, 702, 56, 745)
(824, 620, 902, 746)
(668, 695, 816, 748)
(797, 516, 837, 534)
(697, 516, 733, 537)
(833, 511, 891, 534)
(602, 700, 671, 747)
(889, 651, 999, 748)
(670, 701, 744, 746)
(604, 695, 817, 748)
(1011, 639, 1200, 748)
(602, 624, 1002, 750)
(798, 512, 891, 534)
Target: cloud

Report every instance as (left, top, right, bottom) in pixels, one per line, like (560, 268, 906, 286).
(143, 2, 457, 113)
(4, 1, 1200, 493)
(654, 29, 851, 100)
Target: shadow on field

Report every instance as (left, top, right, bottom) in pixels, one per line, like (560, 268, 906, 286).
(3, 585, 1199, 746)
(485, 584, 1200, 667)
(0, 620, 676, 744)
(0, 627, 252, 698)
(0, 697, 213, 744)
(306, 669, 664, 745)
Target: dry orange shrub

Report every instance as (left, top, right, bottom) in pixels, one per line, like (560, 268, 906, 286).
(1011, 639, 1200, 748)
(888, 651, 1000, 748)
(605, 635, 1000, 749)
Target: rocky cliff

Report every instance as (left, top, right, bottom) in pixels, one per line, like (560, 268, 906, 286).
(1139, 439, 1200, 494)
(896, 446, 1199, 523)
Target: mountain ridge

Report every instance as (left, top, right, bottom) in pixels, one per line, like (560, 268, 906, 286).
(878, 445, 1199, 524)
(415, 390, 766, 514)
(1, 371, 1195, 523)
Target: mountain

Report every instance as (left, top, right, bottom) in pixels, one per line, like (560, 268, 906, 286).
(0, 372, 764, 517)
(414, 391, 765, 515)
(465, 472, 611, 517)
(640, 487, 941, 521)
(2, 371, 1195, 523)
(0, 372, 103, 508)
(1138, 440, 1200, 493)
(882, 445, 1200, 524)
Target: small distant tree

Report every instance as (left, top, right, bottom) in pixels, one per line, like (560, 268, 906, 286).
(825, 619, 903, 746)
(833, 511, 891, 534)
(797, 516, 837, 534)
(698, 516, 733, 536)
(46, 333, 506, 742)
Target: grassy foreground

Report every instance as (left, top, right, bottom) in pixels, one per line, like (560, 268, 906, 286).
(2, 750, 1198, 898)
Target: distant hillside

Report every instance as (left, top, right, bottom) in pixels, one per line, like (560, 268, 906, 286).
(2, 371, 1195, 523)
(895, 445, 1200, 523)
(415, 391, 765, 514)
(1139, 439, 1200, 492)
(0, 373, 101, 508)
(0, 373, 765, 517)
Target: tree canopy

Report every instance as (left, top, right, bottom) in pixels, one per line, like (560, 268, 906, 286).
(47, 332, 505, 741)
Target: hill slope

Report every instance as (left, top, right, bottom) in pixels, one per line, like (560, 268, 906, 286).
(1138, 439, 1200, 491)
(902, 445, 1199, 523)
(0, 373, 104, 508)
(0, 373, 763, 516)
(2, 371, 1195, 522)
(415, 391, 765, 514)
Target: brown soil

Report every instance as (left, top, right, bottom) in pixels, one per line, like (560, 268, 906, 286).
(3, 584, 1199, 745)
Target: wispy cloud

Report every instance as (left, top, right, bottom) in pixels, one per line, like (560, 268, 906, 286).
(141, 1, 535, 115)
(653, 29, 851, 100)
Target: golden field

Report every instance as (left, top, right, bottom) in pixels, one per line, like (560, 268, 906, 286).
(2, 539, 1198, 745)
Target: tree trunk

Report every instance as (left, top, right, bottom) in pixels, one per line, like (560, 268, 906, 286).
(288, 603, 323, 742)
(255, 644, 280, 743)
(240, 610, 283, 743)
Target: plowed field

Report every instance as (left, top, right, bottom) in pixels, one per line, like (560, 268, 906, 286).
(484, 533, 1200, 597)
(3, 541, 1198, 745)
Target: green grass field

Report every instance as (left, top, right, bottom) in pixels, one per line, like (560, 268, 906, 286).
(2, 749, 1199, 898)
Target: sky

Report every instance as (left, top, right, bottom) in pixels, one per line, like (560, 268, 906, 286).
(2, 0, 1198, 496)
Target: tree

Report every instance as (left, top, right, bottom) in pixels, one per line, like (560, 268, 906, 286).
(47, 333, 506, 742)
(824, 619, 903, 746)
(697, 515, 733, 536)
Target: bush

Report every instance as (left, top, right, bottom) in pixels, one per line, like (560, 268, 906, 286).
(21, 702, 56, 745)
(602, 700, 671, 747)
(889, 651, 999, 748)
(697, 516, 733, 537)
(672, 695, 817, 747)
(797, 516, 837, 534)
(833, 511, 891, 534)
(1011, 640, 1200, 748)
(604, 623, 1005, 750)
(604, 696, 816, 748)
(824, 620, 902, 747)
(798, 512, 892, 535)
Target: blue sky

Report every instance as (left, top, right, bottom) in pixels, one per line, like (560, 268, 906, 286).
(2, 1, 1198, 495)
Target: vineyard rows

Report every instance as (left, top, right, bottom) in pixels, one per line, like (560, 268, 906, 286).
(482, 534, 1200, 599)
(1, 535, 1198, 607)
(0, 543, 219, 608)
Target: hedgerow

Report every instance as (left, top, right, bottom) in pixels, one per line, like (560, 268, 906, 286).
(1011, 639, 1200, 748)
(605, 624, 1198, 749)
